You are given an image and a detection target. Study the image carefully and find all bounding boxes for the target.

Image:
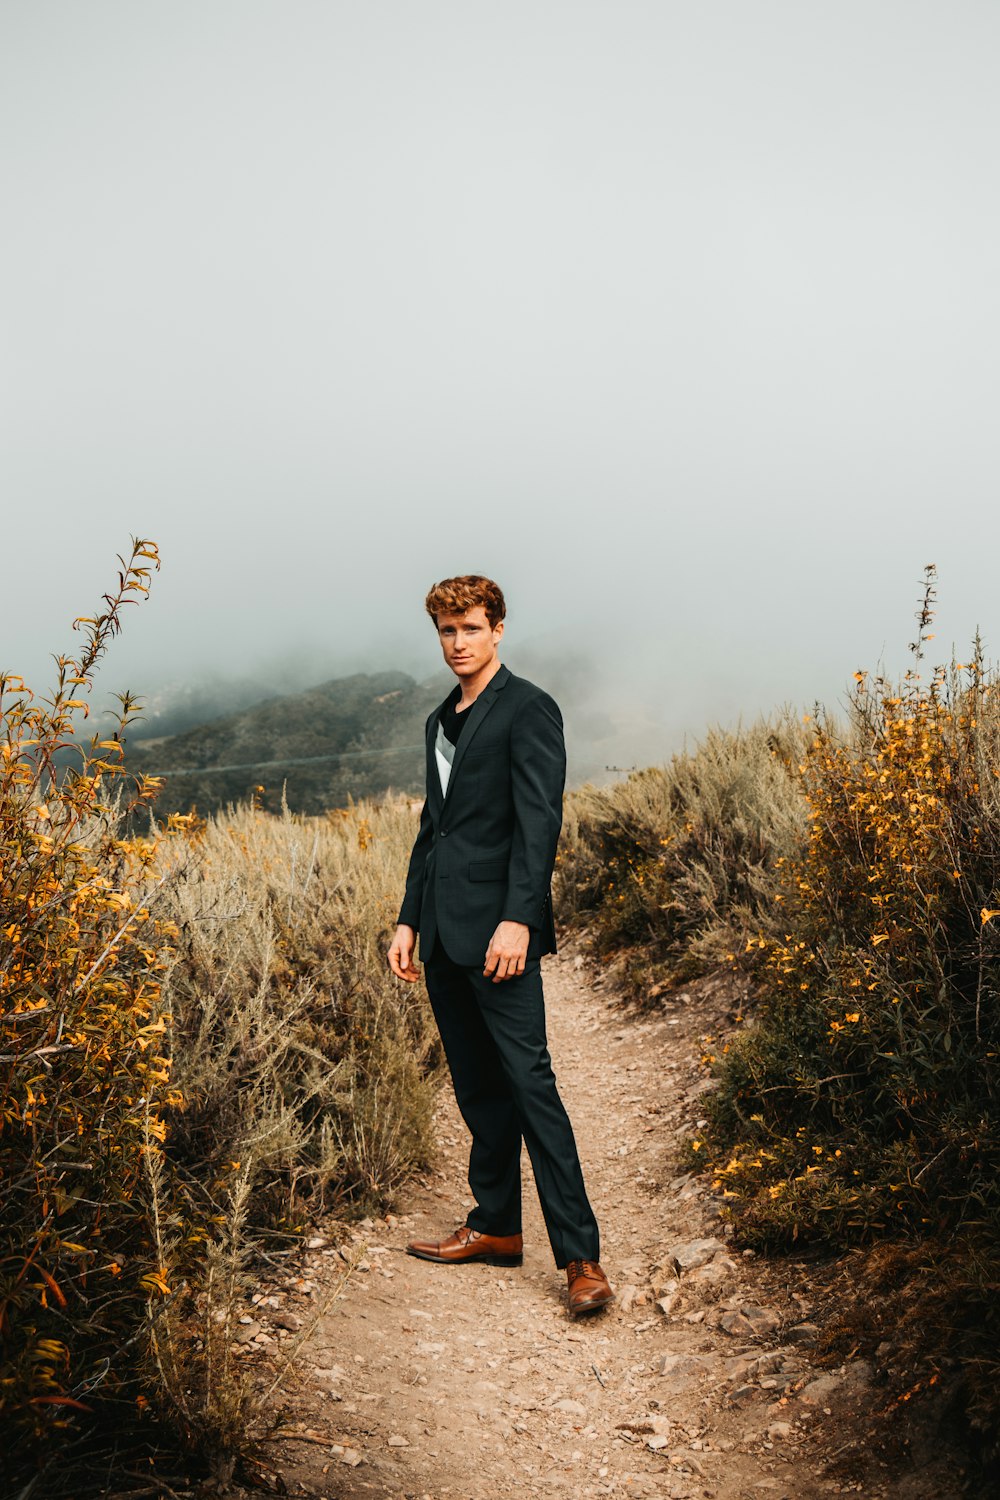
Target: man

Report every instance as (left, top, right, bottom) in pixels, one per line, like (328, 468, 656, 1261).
(387, 574, 613, 1317)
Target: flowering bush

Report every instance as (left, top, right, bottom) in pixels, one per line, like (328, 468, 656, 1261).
(703, 569, 1000, 1450)
(0, 540, 183, 1455)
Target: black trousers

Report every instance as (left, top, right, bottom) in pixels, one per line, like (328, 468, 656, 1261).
(423, 939, 600, 1270)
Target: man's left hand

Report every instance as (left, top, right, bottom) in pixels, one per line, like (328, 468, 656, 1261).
(484, 921, 530, 982)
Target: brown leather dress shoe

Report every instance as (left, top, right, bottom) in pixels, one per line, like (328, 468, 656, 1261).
(566, 1258, 614, 1315)
(405, 1224, 523, 1267)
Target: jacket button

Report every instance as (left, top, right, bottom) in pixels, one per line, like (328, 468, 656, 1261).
(440, 828, 449, 837)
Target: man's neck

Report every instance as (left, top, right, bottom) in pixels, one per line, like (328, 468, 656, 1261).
(455, 655, 502, 710)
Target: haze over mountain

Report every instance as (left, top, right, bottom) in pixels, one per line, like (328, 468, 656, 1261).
(120, 653, 678, 820)
(6, 5, 999, 759)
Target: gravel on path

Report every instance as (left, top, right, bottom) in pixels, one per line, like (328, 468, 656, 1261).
(243, 941, 962, 1500)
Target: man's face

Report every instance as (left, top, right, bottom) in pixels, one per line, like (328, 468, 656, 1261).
(435, 604, 503, 680)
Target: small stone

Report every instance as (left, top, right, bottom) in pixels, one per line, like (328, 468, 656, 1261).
(306, 1235, 327, 1250)
(387, 1434, 409, 1447)
(786, 1322, 818, 1344)
(767, 1421, 793, 1440)
(687, 1254, 736, 1287)
(657, 1353, 713, 1383)
(647, 1435, 670, 1450)
(721, 1304, 781, 1337)
(272, 1310, 302, 1332)
(800, 1373, 843, 1404)
(727, 1383, 757, 1405)
(339, 1448, 362, 1466)
(844, 1358, 875, 1390)
(552, 1398, 587, 1418)
(742, 1304, 782, 1335)
(665, 1238, 728, 1273)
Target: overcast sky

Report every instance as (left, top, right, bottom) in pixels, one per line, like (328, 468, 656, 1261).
(3, 2, 998, 762)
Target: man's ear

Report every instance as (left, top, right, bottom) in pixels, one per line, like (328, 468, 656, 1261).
(494, 620, 504, 642)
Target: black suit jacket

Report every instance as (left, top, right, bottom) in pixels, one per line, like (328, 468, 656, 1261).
(397, 663, 565, 966)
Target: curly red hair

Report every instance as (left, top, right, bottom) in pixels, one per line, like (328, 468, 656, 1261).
(424, 575, 506, 630)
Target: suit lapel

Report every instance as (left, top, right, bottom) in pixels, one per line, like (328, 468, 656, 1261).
(439, 662, 510, 812)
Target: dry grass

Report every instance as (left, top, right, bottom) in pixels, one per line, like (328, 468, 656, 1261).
(557, 715, 808, 998)
(137, 790, 442, 1481)
(157, 793, 441, 1230)
(2, 543, 442, 1492)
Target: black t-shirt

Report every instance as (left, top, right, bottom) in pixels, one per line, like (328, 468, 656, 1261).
(439, 687, 473, 748)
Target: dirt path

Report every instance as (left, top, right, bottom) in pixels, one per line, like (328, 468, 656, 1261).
(244, 942, 961, 1500)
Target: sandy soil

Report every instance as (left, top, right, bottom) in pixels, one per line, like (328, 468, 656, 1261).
(238, 940, 963, 1500)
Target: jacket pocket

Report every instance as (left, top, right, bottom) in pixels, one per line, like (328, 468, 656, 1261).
(468, 859, 508, 882)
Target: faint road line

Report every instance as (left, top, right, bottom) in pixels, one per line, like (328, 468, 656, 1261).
(138, 744, 426, 777)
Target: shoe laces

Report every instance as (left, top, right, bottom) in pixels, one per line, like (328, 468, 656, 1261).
(567, 1258, 601, 1280)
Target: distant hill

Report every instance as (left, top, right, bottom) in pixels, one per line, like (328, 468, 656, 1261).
(110, 657, 680, 823)
(122, 669, 450, 819)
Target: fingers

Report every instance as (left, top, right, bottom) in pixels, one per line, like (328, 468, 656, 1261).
(485, 950, 524, 983)
(388, 938, 420, 983)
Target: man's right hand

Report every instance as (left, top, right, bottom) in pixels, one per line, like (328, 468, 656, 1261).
(388, 923, 421, 983)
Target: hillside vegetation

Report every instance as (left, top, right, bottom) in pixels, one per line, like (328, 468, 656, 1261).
(1, 548, 440, 1493)
(120, 669, 446, 819)
(7, 548, 998, 1487)
(558, 568, 1000, 1470)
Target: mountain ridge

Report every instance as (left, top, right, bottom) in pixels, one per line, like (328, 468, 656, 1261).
(124, 668, 450, 818)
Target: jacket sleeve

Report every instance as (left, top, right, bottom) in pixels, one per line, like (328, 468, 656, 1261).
(501, 690, 566, 930)
(397, 793, 434, 930)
